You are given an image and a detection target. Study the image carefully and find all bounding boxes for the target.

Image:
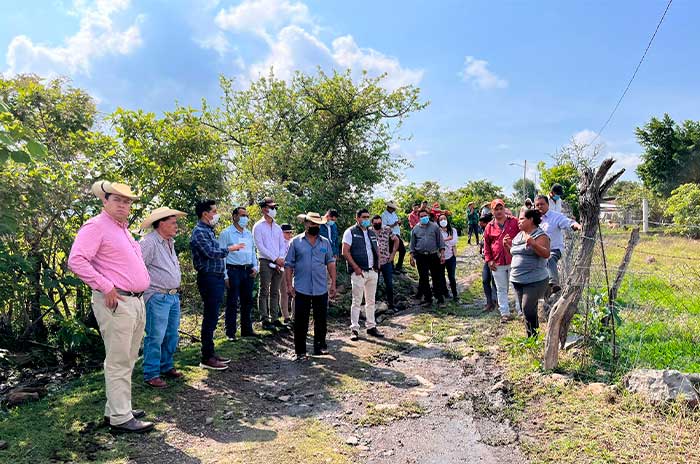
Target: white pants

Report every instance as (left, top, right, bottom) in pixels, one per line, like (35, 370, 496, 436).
(350, 270, 378, 331)
(492, 265, 521, 317)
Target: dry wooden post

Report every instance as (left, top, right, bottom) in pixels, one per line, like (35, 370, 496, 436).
(544, 158, 625, 370)
(609, 227, 640, 303)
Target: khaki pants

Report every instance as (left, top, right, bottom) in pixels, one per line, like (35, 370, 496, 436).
(258, 259, 283, 322)
(279, 284, 294, 320)
(92, 291, 146, 426)
(350, 270, 378, 331)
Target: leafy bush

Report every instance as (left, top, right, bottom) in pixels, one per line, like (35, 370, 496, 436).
(666, 183, 700, 238)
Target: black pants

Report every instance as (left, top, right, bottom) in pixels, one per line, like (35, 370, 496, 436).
(468, 223, 479, 244)
(390, 238, 407, 271)
(415, 253, 444, 303)
(294, 292, 328, 355)
(225, 266, 255, 336)
(513, 279, 548, 337)
(197, 271, 225, 360)
(482, 262, 498, 306)
(443, 255, 457, 298)
(379, 262, 394, 307)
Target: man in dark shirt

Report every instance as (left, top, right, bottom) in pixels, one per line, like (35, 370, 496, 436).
(409, 208, 446, 307)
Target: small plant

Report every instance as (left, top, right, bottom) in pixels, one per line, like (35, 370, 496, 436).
(503, 333, 544, 370)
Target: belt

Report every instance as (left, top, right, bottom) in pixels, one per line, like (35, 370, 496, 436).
(227, 264, 253, 270)
(116, 289, 144, 298)
(155, 288, 180, 295)
(414, 250, 438, 256)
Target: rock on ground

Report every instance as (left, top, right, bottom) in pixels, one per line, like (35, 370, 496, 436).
(624, 369, 700, 407)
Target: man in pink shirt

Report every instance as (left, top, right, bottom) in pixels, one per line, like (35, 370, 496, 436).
(68, 181, 154, 434)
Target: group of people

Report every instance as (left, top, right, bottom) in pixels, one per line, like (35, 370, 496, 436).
(478, 184, 580, 338)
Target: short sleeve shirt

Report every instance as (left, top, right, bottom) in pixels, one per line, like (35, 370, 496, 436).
(374, 227, 394, 266)
(342, 227, 374, 268)
(284, 234, 335, 296)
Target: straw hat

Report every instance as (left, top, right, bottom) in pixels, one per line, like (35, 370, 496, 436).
(140, 207, 186, 229)
(385, 200, 399, 210)
(296, 212, 327, 225)
(91, 180, 139, 201)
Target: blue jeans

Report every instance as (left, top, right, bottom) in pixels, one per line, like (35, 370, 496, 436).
(226, 266, 255, 336)
(143, 293, 180, 381)
(482, 261, 498, 306)
(379, 262, 394, 307)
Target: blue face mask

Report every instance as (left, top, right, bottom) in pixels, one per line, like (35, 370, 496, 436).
(238, 216, 249, 227)
(420, 216, 430, 225)
(327, 220, 335, 226)
(552, 194, 561, 201)
(361, 219, 371, 228)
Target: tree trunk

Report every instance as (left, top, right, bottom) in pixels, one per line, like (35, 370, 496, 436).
(610, 227, 640, 302)
(27, 250, 47, 341)
(544, 158, 625, 370)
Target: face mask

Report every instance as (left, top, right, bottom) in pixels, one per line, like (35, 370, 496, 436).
(326, 220, 335, 226)
(373, 223, 382, 230)
(439, 220, 448, 227)
(210, 213, 220, 226)
(420, 216, 430, 225)
(307, 226, 320, 236)
(238, 216, 249, 227)
(361, 219, 371, 228)
(552, 195, 561, 201)
(268, 208, 277, 218)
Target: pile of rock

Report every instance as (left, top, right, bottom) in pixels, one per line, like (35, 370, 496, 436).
(624, 369, 699, 407)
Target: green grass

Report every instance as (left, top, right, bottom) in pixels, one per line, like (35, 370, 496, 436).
(357, 400, 426, 426)
(0, 337, 258, 464)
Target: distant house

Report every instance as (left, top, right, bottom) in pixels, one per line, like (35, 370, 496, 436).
(600, 199, 632, 225)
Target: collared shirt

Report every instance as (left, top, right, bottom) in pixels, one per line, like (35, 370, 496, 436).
(68, 211, 150, 294)
(219, 225, 258, 271)
(190, 220, 228, 274)
(540, 210, 574, 251)
(408, 211, 420, 229)
(440, 227, 458, 260)
(252, 218, 287, 262)
(409, 221, 445, 254)
(483, 216, 519, 265)
(381, 210, 401, 236)
(140, 231, 181, 302)
(374, 226, 394, 266)
(285, 234, 335, 296)
(550, 197, 563, 213)
(467, 209, 479, 225)
(342, 226, 374, 268)
(319, 222, 340, 256)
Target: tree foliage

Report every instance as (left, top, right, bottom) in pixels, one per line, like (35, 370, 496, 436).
(607, 180, 667, 223)
(666, 183, 700, 238)
(636, 114, 700, 197)
(537, 161, 580, 218)
(512, 178, 537, 202)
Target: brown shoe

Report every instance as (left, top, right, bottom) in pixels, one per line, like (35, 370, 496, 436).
(145, 377, 168, 388)
(199, 357, 228, 370)
(161, 368, 183, 379)
(110, 418, 155, 434)
(103, 409, 145, 425)
(214, 355, 231, 364)
(482, 303, 495, 313)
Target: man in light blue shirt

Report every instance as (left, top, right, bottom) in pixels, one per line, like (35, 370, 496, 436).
(219, 206, 259, 339)
(380, 200, 406, 273)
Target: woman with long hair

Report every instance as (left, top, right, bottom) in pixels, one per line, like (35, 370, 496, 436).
(438, 213, 459, 302)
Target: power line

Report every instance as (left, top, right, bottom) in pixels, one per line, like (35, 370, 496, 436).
(591, 0, 673, 144)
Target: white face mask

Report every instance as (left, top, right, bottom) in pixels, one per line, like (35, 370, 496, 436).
(268, 208, 277, 219)
(210, 213, 220, 226)
(439, 220, 448, 227)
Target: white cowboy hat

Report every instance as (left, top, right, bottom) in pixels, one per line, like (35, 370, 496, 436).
(296, 212, 327, 225)
(91, 180, 140, 201)
(140, 207, 186, 229)
(385, 200, 399, 209)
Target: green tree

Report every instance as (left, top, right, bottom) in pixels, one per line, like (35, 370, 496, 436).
(537, 161, 580, 218)
(512, 178, 536, 202)
(666, 183, 700, 238)
(636, 114, 700, 196)
(607, 180, 667, 223)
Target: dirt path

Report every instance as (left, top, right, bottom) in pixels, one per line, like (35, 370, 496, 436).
(116, 247, 526, 463)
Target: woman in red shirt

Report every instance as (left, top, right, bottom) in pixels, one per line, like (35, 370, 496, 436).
(483, 199, 519, 323)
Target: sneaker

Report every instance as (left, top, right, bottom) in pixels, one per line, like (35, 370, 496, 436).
(366, 327, 385, 338)
(273, 319, 286, 328)
(350, 330, 359, 341)
(313, 347, 329, 356)
(227, 335, 237, 342)
(262, 322, 277, 333)
(214, 355, 231, 364)
(200, 357, 228, 370)
(110, 418, 155, 434)
(295, 353, 309, 362)
(144, 377, 168, 389)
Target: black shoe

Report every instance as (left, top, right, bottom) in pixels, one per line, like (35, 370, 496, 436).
(273, 319, 285, 328)
(226, 334, 237, 341)
(104, 409, 145, 425)
(262, 323, 277, 333)
(350, 330, 359, 341)
(295, 353, 308, 362)
(313, 347, 329, 356)
(367, 327, 385, 338)
(110, 418, 155, 434)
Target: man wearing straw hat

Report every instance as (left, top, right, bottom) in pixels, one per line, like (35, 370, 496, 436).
(285, 212, 337, 359)
(381, 200, 406, 274)
(139, 207, 187, 389)
(68, 181, 154, 433)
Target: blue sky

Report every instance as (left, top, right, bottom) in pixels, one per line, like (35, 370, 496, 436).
(2, 0, 697, 194)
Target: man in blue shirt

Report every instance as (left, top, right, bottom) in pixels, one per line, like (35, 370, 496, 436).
(190, 200, 244, 371)
(219, 206, 259, 340)
(319, 209, 340, 258)
(285, 212, 337, 360)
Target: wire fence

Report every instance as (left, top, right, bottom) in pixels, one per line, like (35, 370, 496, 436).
(555, 224, 700, 379)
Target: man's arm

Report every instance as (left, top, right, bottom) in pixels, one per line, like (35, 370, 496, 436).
(253, 223, 276, 261)
(327, 261, 337, 298)
(68, 222, 114, 294)
(342, 242, 362, 276)
(140, 236, 155, 267)
(284, 240, 296, 296)
(483, 225, 494, 263)
(193, 228, 229, 259)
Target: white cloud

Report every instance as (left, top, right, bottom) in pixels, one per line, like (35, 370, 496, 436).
(195, 32, 232, 57)
(389, 142, 428, 161)
(610, 152, 641, 170)
(5, 0, 143, 77)
(495, 143, 510, 150)
(459, 56, 508, 90)
(215, 0, 311, 42)
(573, 129, 599, 146)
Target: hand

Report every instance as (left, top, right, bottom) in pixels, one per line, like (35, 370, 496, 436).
(329, 284, 337, 299)
(446, 235, 453, 241)
(410, 256, 416, 267)
(440, 256, 446, 265)
(228, 243, 245, 252)
(104, 288, 125, 310)
(250, 269, 258, 277)
(390, 252, 397, 262)
(224, 279, 230, 288)
(288, 285, 296, 298)
(488, 260, 497, 272)
(524, 233, 534, 247)
(502, 234, 512, 248)
(275, 257, 285, 268)
(353, 265, 363, 276)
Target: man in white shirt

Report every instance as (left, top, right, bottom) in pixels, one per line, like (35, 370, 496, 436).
(252, 197, 288, 331)
(535, 194, 581, 293)
(549, 184, 564, 213)
(380, 200, 406, 273)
